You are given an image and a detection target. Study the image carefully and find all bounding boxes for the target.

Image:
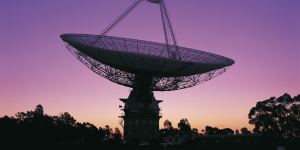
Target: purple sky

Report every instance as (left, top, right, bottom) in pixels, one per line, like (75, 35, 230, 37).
(1, 0, 299, 131)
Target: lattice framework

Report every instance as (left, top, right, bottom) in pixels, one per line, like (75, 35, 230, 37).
(64, 34, 230, 91)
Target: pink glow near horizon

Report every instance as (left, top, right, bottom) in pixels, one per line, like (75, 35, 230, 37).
(1, 0, 299, 131)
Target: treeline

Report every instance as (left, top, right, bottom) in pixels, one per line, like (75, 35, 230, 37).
(0, 105, 121, 145)
(159, 93, 300, 141)
(0, 104, 253, 145)
(0, 93, 299, 149)
(160, 118, 251, 139)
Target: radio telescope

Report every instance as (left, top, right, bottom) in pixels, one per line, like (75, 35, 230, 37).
(61, 0, 234, 142)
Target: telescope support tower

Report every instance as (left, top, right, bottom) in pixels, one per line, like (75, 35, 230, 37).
(120, 74, 162, 142)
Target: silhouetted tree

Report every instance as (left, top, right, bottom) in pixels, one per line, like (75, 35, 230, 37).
(160, 120, 178, 139)
(235, 129, 240, 135)
(34, 104, 44, 116)
(221, 128, 234, 135)
(205, 126, 219, 135)
(79, 122, 100, 143)
(58, 112, 76, 126)
(240, 127, 251, 135)
(191, 128, 201, 138)
(178, 118, 191, 136)
(104, 125, 113, 139)
(205, 126, 234, 136)
(248, 93, 300, 139)
(112, 127, 122, 142)
(15, 111, 34, 121)
(0, 116, 18, 144)
(163, 119, 173, 129)
(98, 127, 105, 140)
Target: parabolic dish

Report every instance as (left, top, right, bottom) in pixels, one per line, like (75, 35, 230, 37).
(61, 34, 234, 91)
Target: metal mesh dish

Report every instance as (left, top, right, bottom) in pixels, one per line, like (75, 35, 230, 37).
(61, 34, 234, 91)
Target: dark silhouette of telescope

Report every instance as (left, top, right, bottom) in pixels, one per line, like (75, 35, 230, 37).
(61, 0, 234, 143)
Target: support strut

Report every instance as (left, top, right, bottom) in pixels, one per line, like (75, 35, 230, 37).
(93, 0, 179, 53)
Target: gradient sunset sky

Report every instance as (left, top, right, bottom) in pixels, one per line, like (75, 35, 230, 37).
(1, 0, 299, 131)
